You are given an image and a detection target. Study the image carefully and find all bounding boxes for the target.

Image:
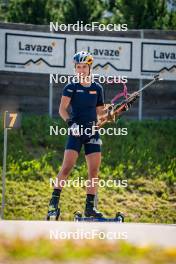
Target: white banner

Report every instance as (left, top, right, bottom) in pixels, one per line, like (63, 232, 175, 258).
(0, 28, 175, 80)
(5, 33, 66, 68)
(141, 41, 176, 78)
(75, 38, 132, 73)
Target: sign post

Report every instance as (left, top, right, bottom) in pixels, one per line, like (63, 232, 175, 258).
(138, 30, 144, 121)
(49, 78, 53, 117)
(1, 124, 7, 220)
(0, 111, 21, 220)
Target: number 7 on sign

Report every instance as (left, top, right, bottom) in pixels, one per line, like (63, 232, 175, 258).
(9, 113, 17, 128)
(4, 111, 21, 129)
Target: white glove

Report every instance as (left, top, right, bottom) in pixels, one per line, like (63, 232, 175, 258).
(70, 123, 80, 136)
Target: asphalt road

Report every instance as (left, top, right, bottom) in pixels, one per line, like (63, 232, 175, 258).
(0, 220, 176, 247)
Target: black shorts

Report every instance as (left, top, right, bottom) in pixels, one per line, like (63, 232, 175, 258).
(65, 124, 102, 155)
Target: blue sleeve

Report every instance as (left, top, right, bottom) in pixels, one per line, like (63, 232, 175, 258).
(96, 84, 104, 106)
(62, 83, 75, 98)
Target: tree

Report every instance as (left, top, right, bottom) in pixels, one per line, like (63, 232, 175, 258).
(167, 0, 176, 29)
(1, 0, 175, 29)
(5, 0, 104, 25)
(47, 0, 104, 24)
(7, 0, 49, 25)
(0, 1, 8, 22)
(109, 0, 176, 29)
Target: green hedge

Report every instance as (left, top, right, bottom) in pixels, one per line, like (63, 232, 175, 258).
(0, 115, 175, 184)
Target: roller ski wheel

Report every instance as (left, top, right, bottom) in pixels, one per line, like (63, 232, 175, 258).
(46, 207, 60, 221)
(74, 211, 82, 220)
(74, 211, 124, 222)
(115, 212, 125, 223)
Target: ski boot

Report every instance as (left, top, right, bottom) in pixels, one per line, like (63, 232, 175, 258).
(84, 205, 103, 218)
(46, 189, 61, 221)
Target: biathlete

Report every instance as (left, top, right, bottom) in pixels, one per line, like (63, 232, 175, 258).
(47, 51, 108, 220)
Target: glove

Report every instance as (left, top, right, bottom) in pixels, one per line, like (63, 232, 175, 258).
(66, 118, 80, 136)
(66, 118, 74, 127)
(70, 122, 80, 136)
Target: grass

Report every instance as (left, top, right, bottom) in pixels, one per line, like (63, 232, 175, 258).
(0, 236, 176, 264)
(0, 177, 175, 223)
(0, 115, 175, 222)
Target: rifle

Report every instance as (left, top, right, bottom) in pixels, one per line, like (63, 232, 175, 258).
(97, 74, 161, 127)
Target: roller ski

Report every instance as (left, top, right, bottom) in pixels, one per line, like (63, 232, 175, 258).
(74, 210, 124, 222)
(74, 196, 124, 222)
